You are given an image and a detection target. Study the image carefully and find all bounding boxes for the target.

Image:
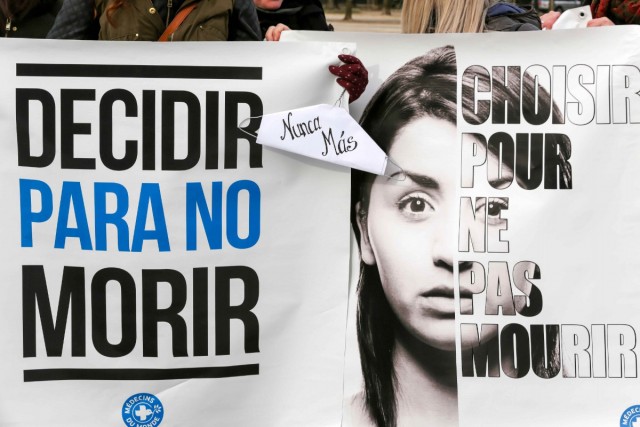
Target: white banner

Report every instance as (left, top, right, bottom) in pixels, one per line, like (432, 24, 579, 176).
(285, 27, 640, 427)
(0, 39, 353, 427)
(4, 27, 640, 427)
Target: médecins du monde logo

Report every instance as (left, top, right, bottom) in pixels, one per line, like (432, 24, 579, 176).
(122, 393, 164, 427)
(620, 405, 640, 427)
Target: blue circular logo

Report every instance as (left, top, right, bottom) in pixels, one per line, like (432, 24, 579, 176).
(122, 393, 164, 427)
(620, 405, 640, 427)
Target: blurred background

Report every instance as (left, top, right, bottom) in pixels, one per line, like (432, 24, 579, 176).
(320, 0, 585, 33)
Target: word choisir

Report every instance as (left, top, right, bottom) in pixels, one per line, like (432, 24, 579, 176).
(462, 64, 640, 126)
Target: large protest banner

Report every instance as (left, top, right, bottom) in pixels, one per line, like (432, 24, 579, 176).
(285, 27, 640, 427)
(4, 27, 640, 427)
(0, 39, 353, 426)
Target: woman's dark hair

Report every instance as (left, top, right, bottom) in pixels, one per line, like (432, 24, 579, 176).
(352, 45, 570, 427)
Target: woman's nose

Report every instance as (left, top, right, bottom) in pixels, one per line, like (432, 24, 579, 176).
(431, 214, 455, 272)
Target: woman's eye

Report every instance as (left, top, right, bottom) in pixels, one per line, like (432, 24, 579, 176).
(473, 197, 508, 225)
(397, 193, 434, 219)
(486, 197, 508, 225)
(487, 200, 503, 217)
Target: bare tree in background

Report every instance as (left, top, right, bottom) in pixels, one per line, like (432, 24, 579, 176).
(383, 0, 391, 15)
(326, 0, 337, 10)
(344, 0, 353, 20)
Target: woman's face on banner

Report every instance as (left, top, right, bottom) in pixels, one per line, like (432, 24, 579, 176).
(358, 116, 506, 351)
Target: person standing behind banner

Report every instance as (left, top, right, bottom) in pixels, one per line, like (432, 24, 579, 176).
(254, 0, 332, 40)
(401, 0, 541, 33)
(46, 0, 366, 101)
(348, 45, 571, 427)
(47, 0, 262, 40)
(1, 0, 63, 37)
(541, 0, 640, 28)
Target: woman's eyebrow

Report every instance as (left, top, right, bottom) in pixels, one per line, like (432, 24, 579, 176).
(393, 171, 440, 190)
(488, 173, 514, 189)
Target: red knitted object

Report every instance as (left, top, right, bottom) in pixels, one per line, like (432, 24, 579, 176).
(328, 54, 369, 103)
(592, 0, 640, 24)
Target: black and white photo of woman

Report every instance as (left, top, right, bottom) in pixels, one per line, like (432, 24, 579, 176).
(347, 45, 572, 427)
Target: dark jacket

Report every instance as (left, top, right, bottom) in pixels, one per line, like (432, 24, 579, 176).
(1, 0, 63, 37)
(485, 3, 541, 31)
(256, 0, 331, 38)
(48, 0, 261, 40)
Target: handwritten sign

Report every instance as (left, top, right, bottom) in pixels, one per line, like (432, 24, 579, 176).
(255, 104, 397, 176)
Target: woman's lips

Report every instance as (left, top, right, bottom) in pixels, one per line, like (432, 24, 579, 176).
(420, 286, 474, 317)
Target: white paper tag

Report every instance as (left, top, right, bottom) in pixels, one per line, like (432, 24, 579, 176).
(254, 104, 401, 177)
(552, 6, 592, 29)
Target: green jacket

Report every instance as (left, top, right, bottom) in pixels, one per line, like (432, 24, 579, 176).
(95, 0, 259, 41)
